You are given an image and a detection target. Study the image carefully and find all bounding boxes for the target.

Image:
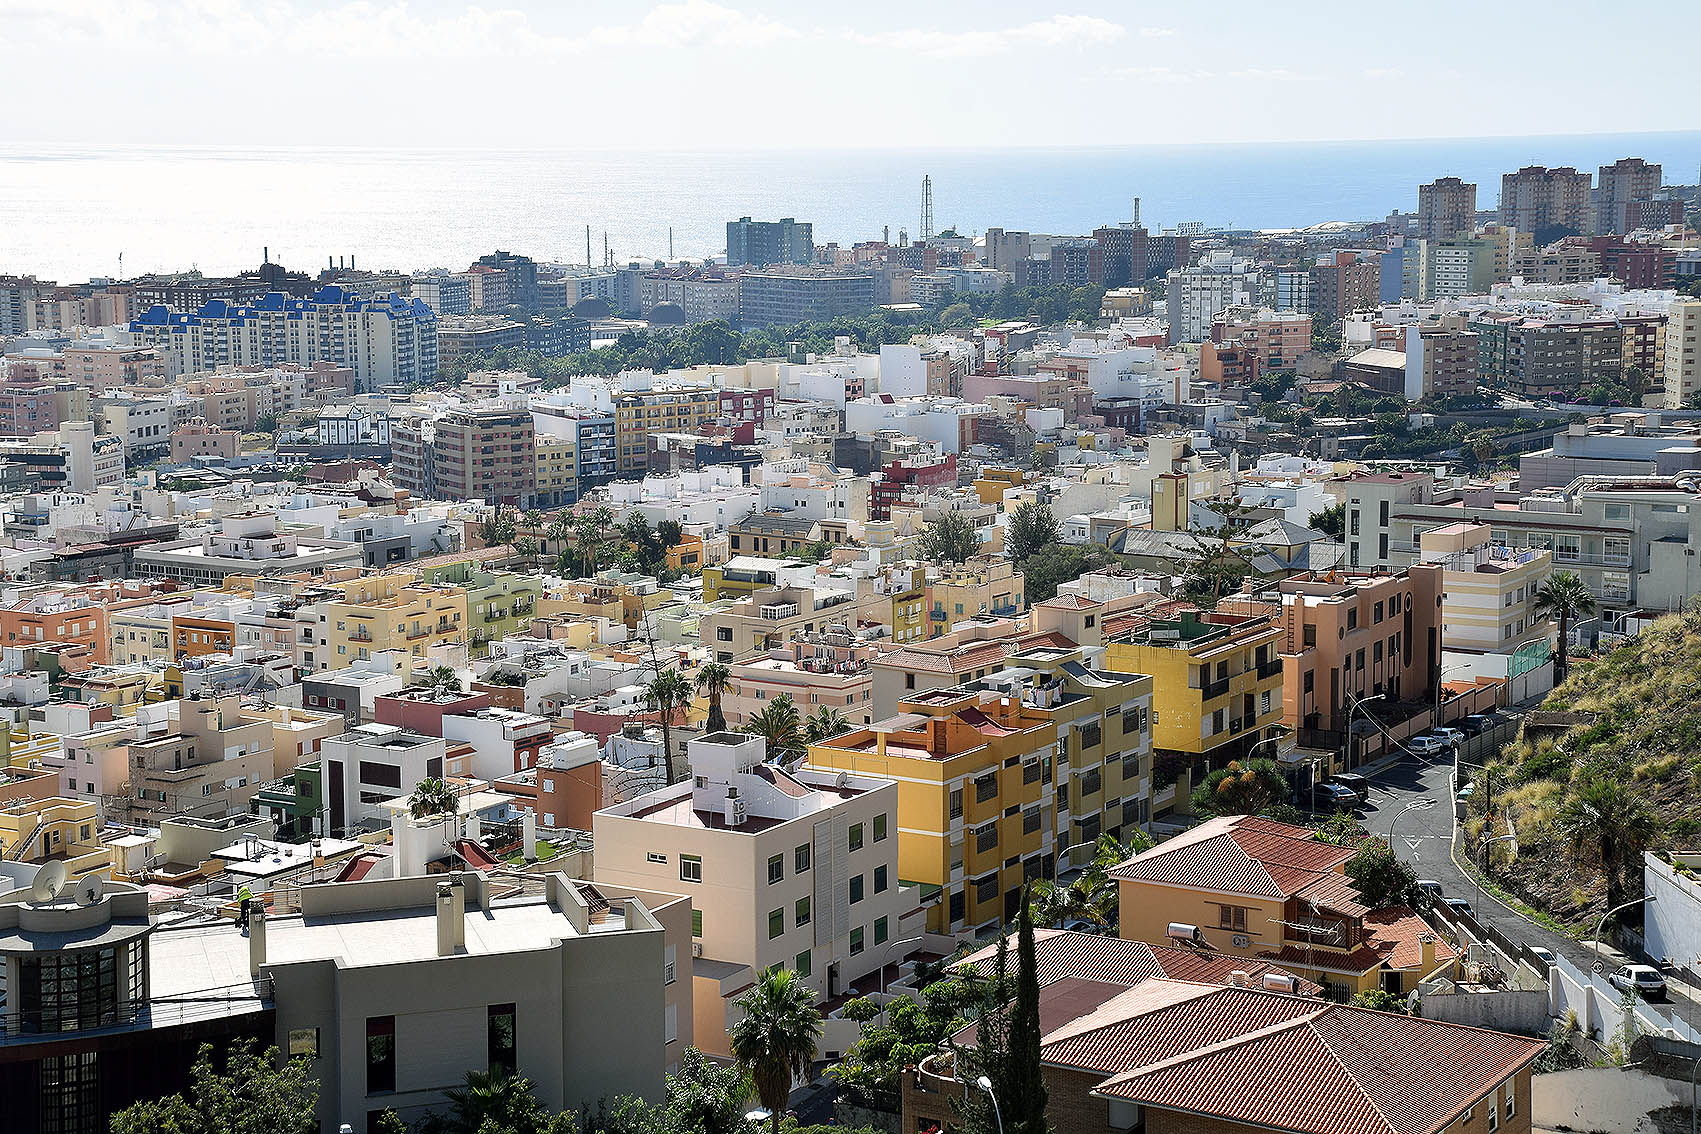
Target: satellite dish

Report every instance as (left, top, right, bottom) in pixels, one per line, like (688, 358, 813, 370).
(31, 860, 68, 904)
(75, 874, 104, 906)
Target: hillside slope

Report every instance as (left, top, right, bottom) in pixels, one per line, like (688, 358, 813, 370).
(1469, 606, 1701, 931)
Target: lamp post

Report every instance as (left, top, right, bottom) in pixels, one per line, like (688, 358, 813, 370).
(975, 1075, 1005, 1134)
(1592, 895, 1656, 976)
(1387, 798, 1437, 850)
(879, 935, 927, 997)
(1342, 692, 1385, 772)
(1474, 833, 1517, 922)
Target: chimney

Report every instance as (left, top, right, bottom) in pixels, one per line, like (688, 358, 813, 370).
(248, 902, 267, 976)
(436, 879, 466, 956)
(1419, 933, 1437, 974)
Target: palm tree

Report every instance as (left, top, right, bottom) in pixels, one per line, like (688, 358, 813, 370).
(1559, 769, 1657, 911)
(513, 535, 540, 569)
(408, 777, 458, 820)
(729, 967, 822, 1134)
(441, 1067, 540, 1134)
(803, 706, 851, 744)
(477, 506, 516, 551)
(645, 669, 694, 785)
(546, 516, 572, 571)
(696, 661, 732, 733)
(747, 694, 804, 763)
(421, 664, 461, 695)
(1029, 832, 1150, 930)
(1534, 571, 1597, 687)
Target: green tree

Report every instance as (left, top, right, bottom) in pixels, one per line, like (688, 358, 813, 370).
(1028, 832, 1152, 931)
(657, 519, 685, 551)
(1535, 571, 1597, 687)
(1308, 502, 1346, 540)
(1179, 506, 1259, 605)
(645, 669, 694, 785)
(1004, 895, 1049, 1134)
(1005, 501, 1062, 565)
(1020, 543, 1115, 604)
(920, 511, 981, 564)
(1344, 836, 1420, 909)
(1559, 767, 1657, 911)
(1191, 758, 1290, 817)
(959, 935, 1013, 1134)
(435, 1068, 556, 1134)
(422, 664, 462, 695)
(408, 776, 459, 820)
(255, 412, 279, 434)
(665, 1046, 751, 1134)
(479, 506, 517, 551)
(748, 693, 805, 762)
(939, 302, 974, 328)
(835, 979, 981, 1110)
(729, 967, 823, 1134)
(110, 1039, 318, 1134)
(695, 661, 732, 733)
(1350, 988, 1413, 1014)
(804, 705, 852, 744)
(622, 512, 663, 571)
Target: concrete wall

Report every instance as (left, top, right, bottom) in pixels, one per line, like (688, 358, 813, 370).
(1532, 1067, 1683, 1134)
(1420, 989, 1551, 1037)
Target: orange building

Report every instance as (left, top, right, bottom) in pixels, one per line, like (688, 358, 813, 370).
(0, 593, 109, 665)
(171, 612, 237, 659)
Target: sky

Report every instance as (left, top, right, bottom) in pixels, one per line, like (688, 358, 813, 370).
(1, 0, 1696, 150)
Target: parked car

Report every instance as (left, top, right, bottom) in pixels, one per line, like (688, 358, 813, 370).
(1329, 773, 1371, 798)
(1433, 726, 1466, 748)
(1529, 946, 1557, 969)
(1461, 714, 1496, 737)
(1609, 964, 1666, 999)
(1061, 918, 1105, 935)
(1313, 782, 1359, 806)
(1415, 879, 1445, 905)
(1443, 897, 1475, 918)
(1406, 734, 1447, 756)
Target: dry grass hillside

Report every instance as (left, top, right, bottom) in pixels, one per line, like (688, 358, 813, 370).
(1467, 605, 1701, 932)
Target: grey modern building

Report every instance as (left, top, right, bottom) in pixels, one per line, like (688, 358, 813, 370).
(738, 269, 874, 328)
(726, 217, 813, 268)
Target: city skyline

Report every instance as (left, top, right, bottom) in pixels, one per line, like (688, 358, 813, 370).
(5, 0, 1699, 149)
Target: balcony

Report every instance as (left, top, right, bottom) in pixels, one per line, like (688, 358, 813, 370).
(484, 610, 508, 623)
(1256, 658, 1282, 680)
(1200, 678, 1231, 701)
(1554, 549, 1632, 568)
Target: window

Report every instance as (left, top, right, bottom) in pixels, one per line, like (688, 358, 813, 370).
(976, 774, 998, 803)
(359, 761, 402, 788)
(904, 673, 916, 690)
(795, 896, 811, 926)
(849, 823, 864, 852)
(976, 823, 998, 853)
(949, 788, 964, 819)
(680, 854, 702, 883)
(795, 844, 811, 873)
(1218, 905, 1247, 931)
(488, 1003, 516, 1074)
(795, 950, 812, 977)
(975, 875, 999, 903)
(850, 875, 864, 904)
(288, 1027, 320, 1058)
(875, 916, 889, 945)
(1504, 1084, 1515, 1119)
(875, 865, 888, 893)
(716, 626, 732, 642)
(769, 909, 785, 939)
(1078, 720, 1102, 750)
(1023, 806, 1041, 834)
(850, 927, 865, 954)
(692, 910, 703, 937)
(1373, 601, 1383, 623)
(949, 890, 966, 923)
(768, 854, 784, 885)
(1347, 608, 1358, 630)
(1304, 670, 1314, 694)
(873, 813, 888, 842)
(366, 1016, 396, 1094)
(1079, 768, 1102, 796)
(1487, 1097, 1498, 1131)
(40, 1052, 100, 1134)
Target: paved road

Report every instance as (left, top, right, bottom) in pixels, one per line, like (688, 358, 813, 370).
(1352, 746, 1701, 1039)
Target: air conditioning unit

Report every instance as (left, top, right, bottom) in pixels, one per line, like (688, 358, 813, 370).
(691, 942, 703, 958)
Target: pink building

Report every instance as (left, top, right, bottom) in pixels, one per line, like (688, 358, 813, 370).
(0, 380, 59, 437)
(170, 418, 240, 463)
(723, 635, 876, 727)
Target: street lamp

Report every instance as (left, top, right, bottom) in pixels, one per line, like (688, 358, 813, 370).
(975, 1075, 1005, 1134)
(1342, 692, 1386, 772)
(879, 935, 927, 997)
(1387, 798, 1437, 848)
(1474, 833, 1517, 921)
(1592, 895, 1657, 976)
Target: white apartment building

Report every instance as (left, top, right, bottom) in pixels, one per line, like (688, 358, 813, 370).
(133, 511, 365, 586)
(1165, 253, 1258, 344)
(321, 723, 449, 835)
(758, 460, 871, 525)
(95, 393, 176, 459)
(1417, 523, 1554, 654)
(1665, 300, 1701, 408)
(594, 732, 922, 1057)
(410, 273, 473, 316)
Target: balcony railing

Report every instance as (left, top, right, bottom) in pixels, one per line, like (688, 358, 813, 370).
(1256, 659, 1282, 679)
(1554, 550, 1632, 567)
(1200, 678, 1231, 700)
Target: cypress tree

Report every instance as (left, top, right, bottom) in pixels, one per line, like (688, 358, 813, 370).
(1005, 890, 1049, 1134)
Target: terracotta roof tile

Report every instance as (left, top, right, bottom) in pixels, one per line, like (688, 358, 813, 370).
(1364, 907, 1459, 972)
(950, 929, 1325, 1000)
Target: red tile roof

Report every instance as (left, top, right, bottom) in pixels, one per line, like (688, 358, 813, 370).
(1017, 978, 1540, 1134)
(951, 929, 1322, 997)
(1364, 907, 1459, 973)
(1110, 815, 1357, 902)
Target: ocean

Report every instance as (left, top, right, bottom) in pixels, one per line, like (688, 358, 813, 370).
(3, 132, 1699, 283)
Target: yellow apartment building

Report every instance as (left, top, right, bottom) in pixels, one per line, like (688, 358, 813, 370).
(1105, 606, 1284, 812)
(967, 646, 1155, 869)
(535, 434, 579, 508)
(1112, 814, 1458, 999)
(805, 685, 1057, 935)
(926, 556, 1025, 638)
(972, 467, 1025, 505)
(0, 796, 114, 880)
(320, 573, 468, 666)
